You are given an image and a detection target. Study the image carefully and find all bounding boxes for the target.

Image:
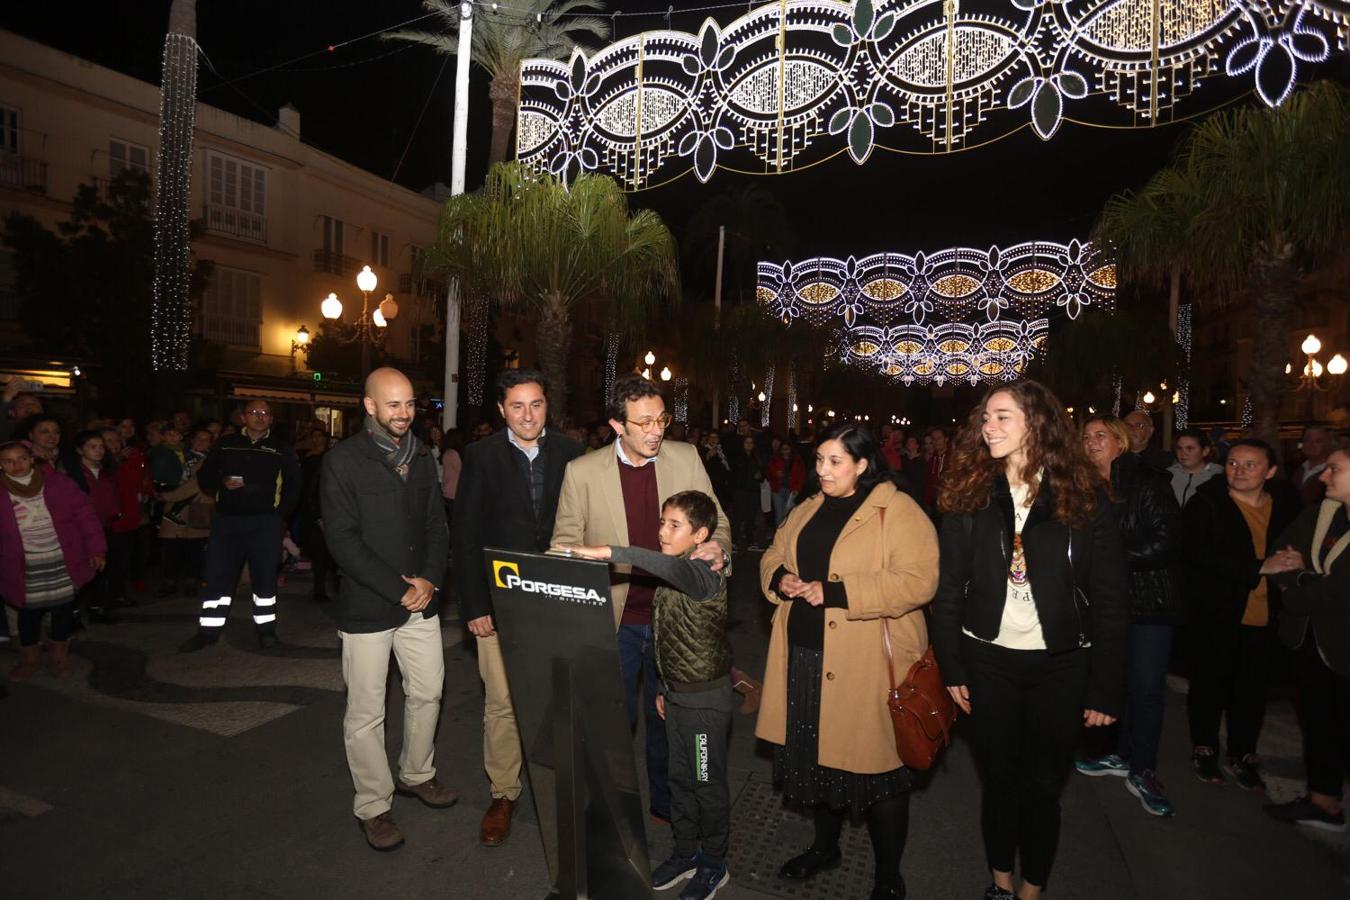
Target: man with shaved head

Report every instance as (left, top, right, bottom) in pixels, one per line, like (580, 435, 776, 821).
(1124, 410, 1173, 470)
(322, 367, 455, 851)
(179, 397, 300, 652)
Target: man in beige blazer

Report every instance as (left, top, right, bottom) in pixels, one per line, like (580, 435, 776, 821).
(551, 373, 731, 821)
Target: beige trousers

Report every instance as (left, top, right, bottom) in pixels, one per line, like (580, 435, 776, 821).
(341, 613, 444, 820)
(477, 632, 523, 801)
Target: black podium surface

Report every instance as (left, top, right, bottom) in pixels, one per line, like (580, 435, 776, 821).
(484, 548, 654, 900)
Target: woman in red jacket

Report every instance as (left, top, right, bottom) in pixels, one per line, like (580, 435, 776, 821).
(766, 441, 806, 526)
(100, 427, 148, 608)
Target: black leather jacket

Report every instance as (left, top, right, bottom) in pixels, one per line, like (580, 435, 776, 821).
(1110, 453, 1186, 623)
(932, 476, 1130, 717)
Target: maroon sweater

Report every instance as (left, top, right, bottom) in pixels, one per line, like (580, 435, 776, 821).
(618, 459, 661, 625)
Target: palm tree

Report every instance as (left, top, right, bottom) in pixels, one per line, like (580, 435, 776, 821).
(1094, 81, 1350, 447)
(429, 162, 680, 423)
(386, 0, 609, 166)
(684, 184, 797, 306)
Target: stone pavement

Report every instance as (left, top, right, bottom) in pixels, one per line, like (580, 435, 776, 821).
(1, 556, 1346, 899)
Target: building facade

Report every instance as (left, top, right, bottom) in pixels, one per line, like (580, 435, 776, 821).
(0, 30, 446, 431)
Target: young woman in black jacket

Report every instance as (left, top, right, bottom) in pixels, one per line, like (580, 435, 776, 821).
(931, 381, 1129, 900)
(1076, 416, 1184, 818)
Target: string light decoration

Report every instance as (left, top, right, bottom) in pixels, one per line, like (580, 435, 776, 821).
(674, 376, 690, 423)
(465, 297, 489, 406)
(728, 356, 741, 423)
(761, 365, 775, 427)
(604, 331, 621, 403)
(517, 0, 1345, 189)
(1112, 375, 1123, 416)
(1175, 303, 1192, 430)
(787, 363, 799, 432)
(151, 22, 200, 371)
(758, 240, 1114, 385)
(1240, 394, 1254, 428)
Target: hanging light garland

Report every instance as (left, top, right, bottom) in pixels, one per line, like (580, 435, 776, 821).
(465, 296, 489, 406)
(1176, 303, 1192, 430)
(1112, 375, 1123, 417)
(604, 331, 621, 403)
(518, 0, 1343, 189)
(673, 376, 689, 424)
(727, 355, 740, 424)
(761, 365, 775, 427)
(1241, 395, 1254, 429)
(786, 363, 798, 432)
(151, 27, 200, 372)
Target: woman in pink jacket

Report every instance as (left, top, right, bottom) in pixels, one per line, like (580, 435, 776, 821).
(0, 441, 106, 678)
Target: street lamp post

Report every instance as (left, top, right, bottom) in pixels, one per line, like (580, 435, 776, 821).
(320, 264, 399, 376)
(1286, 332, 1347, 393)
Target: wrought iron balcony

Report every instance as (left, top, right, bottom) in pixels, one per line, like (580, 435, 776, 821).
(201, 203, 267, 244)
(313, 250, 360, 277)
(0, 155, 48, 194)
(398, 272, 446, 299)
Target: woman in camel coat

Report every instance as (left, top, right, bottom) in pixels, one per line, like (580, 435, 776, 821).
(756, 424, 939, 900)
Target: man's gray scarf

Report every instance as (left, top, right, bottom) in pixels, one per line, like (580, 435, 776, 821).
(365, 414, 419, 481)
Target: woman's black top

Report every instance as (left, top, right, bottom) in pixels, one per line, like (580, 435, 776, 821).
(784, 490, 868, 649)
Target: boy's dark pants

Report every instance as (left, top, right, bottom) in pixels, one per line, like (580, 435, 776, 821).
(664, 681, 736, 864)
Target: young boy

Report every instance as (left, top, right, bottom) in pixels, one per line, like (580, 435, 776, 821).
(557, 490, 733, 900)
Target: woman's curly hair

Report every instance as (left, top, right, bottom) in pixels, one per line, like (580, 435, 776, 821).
(937, 380, 1101, 528)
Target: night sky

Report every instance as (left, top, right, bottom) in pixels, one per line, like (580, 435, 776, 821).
(5, 2, 1347, 285)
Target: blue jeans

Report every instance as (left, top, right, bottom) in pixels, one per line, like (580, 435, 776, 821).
(617, 622, 670, 816)
(1117, 623, 1174, 775)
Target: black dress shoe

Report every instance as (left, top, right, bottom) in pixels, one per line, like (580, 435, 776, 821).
(778, 847, 842, 880)
(870, 880, 906, 899)
(258, 632, 280, 651)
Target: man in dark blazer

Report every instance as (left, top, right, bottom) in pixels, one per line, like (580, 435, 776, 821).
(453, 369, 583, 846)
(322, 368, 455, 852)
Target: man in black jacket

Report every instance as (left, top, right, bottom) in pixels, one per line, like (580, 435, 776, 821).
(179, 399, 300, 652)
(323, 368, 455, 851)
(1183, 439, 1299, 792)
(453, 369, 582, 846)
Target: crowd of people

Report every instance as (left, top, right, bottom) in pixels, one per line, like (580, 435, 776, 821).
(2, 370, 1347, 900)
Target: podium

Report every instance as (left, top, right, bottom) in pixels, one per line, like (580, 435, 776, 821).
(484, 548, 654, 900)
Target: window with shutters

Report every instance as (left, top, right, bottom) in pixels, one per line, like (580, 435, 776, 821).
(203, 151, 268, 242)
(109, 138, 149, 178)
(371, 230, 390, 268)
(201, 265, 263, 349)
(0, 106, 19, 155)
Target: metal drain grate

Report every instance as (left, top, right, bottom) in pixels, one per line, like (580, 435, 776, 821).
(726, 777, 877, 900)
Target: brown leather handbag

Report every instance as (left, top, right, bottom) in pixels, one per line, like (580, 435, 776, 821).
(882, 626, 957, 770)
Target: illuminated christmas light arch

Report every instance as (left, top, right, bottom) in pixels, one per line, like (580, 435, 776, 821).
(518, 0, 1346, 188)
(757, 239, 1116, 385)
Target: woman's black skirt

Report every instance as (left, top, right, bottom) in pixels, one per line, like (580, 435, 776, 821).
(772, 644, 913, 818)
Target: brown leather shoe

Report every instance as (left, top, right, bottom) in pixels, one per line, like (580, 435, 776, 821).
(358, 812, 404, 851)
(396, 777, 459, 809)
(479, 797, 516, 846)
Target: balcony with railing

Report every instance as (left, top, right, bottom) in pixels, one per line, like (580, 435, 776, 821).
(201, 203, 268, 244)
(398, 272, 446, 299)
(0, 155, 49, 194)
(313, 250, 361, 277)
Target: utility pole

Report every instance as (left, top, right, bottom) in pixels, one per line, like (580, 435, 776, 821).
(442, 1, 473, 430)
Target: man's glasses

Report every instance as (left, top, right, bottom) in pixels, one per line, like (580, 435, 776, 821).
(625, 413, 673, 433)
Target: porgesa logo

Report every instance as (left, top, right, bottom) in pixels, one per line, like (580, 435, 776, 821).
(492, 560, 519, 589)
(491, 559, 605, 606)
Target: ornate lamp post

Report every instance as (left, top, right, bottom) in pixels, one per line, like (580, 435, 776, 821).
(290, 325, 310, 374)
(320, 265, 400, 375)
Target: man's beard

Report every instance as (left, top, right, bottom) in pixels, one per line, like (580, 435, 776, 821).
(378, 411, 411, 436)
